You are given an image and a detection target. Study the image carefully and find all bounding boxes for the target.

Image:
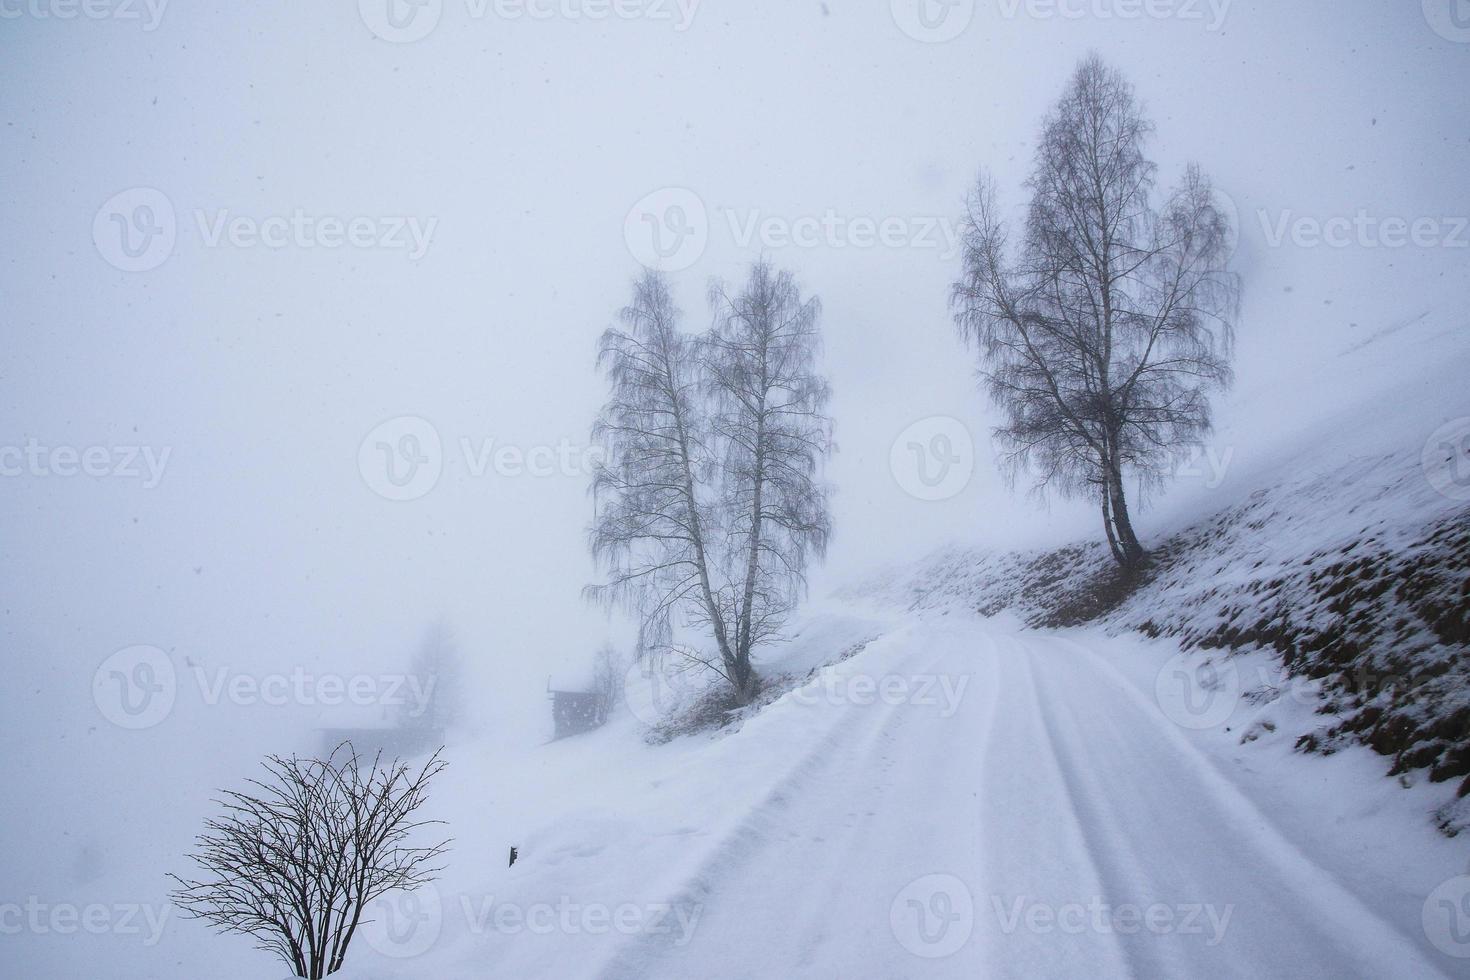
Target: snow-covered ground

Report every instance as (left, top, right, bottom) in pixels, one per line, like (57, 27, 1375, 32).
(24, 602, 1453, 979)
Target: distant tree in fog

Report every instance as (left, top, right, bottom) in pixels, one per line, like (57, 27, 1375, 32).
(952, 54, 1238, 571)
(398, 620, 462, 732)
(587, 264, 833, 705)
(169, 744, 447, 980)
(591, 641, 624, 720)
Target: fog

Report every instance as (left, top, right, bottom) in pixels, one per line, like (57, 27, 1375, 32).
(2, 2, 1467, 975)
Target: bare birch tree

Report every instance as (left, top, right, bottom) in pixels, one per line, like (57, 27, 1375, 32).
(588, 264, 833, 706)
(952, 54, 1238, 571)
(586, 270, 735, 687)
(169, 744, 448, 979)
(704, 260, 833, 700)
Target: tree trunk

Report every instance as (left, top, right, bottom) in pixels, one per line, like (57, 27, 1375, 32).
(728, 373, 769, 707)
(729, 655, 760, 705)
(1101, 487, 1126, 566)
(1105, 458, 1146, 571)
(731, 418, 766, 706)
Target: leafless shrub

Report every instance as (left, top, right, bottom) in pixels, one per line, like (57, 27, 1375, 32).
(168, 743, 449, 979)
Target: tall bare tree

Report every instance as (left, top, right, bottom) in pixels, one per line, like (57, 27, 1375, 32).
(588, 264, 832, 706)
(169, 744, 448, 979)
(705, 261, 833, 699)
(586, 270, 734, 687)
(952, 54, 1238, 570)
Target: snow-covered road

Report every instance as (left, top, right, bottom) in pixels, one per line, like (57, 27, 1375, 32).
(574, 615, 1455, 979)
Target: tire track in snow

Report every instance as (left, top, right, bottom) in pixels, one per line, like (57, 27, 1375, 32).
(970, 634, 1139, 978)
(1022, 631, 1452, 979)
(588, 625, 977, 979)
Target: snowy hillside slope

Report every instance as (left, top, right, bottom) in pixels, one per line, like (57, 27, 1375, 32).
(848, 313, 1470, 833)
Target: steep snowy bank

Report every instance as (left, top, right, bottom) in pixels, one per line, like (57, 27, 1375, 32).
(850, 321, 1470, 832)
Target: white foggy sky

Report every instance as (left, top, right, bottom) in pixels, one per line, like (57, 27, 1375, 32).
(2, 0, 1467, 748)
